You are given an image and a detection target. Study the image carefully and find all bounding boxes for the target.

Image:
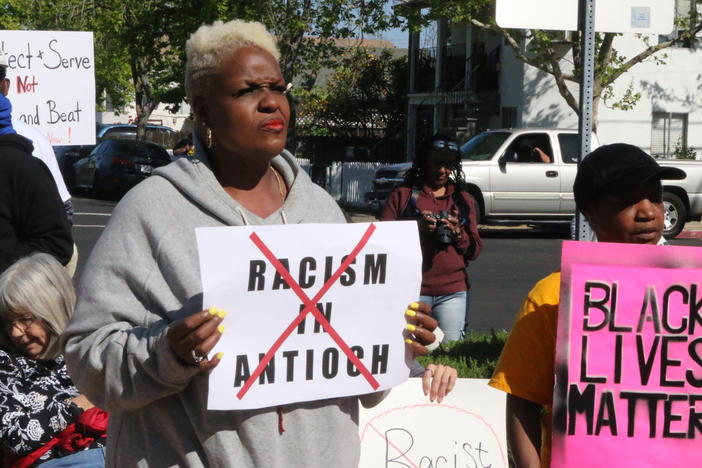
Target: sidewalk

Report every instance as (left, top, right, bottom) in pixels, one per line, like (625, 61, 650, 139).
(678, 221, 702, 239)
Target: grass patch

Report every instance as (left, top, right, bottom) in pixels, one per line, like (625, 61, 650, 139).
(417, 330, 508, 378)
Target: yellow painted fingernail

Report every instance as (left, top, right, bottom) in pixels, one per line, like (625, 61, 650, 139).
(217, 309, 227, 319)
(208, 308, 218, 316)
(217, 324, 225, 333)
(216, 352, 224, 360)
(409, 302, 420, 309)
(406, 324, 417, 332)
(405, 338, 414, 344)
(405, 309, 417, 317)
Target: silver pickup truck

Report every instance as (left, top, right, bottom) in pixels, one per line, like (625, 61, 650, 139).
(365, 128, 702, 237)
(461, 128, 702, 237)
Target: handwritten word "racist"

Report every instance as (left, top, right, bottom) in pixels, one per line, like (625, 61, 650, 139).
(385, 428, 493, 468)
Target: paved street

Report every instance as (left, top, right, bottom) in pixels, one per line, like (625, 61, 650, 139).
(72, 197, 702, 332)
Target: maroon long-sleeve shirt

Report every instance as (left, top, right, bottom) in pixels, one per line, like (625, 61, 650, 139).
(380, 183, 483, 296)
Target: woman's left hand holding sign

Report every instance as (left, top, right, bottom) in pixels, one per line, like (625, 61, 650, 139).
(404, 301, 439, 356)
(168, 308, 226, 371)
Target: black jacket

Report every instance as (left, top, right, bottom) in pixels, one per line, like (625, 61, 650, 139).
(0, 133, 73, 273)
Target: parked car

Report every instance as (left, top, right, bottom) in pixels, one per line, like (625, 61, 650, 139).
(54, 123, 178, 189)
(54, 144, 95, 190)
(96, 123, 178, 148)
(364, 162, 412, 214)
(72, 139, 172, 197)
(459, 128, 702, 238)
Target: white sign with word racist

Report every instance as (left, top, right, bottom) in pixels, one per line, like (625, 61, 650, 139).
(359, 379, 508, 468)
(197, 221, 422, 410)
(0, 30, 95, 145)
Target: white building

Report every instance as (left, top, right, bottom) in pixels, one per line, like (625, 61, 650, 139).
(405, 4, 702, 160)
(506, 34, 702, 160)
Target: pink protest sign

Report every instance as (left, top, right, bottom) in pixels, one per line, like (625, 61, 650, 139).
(552, 241, 702, 468)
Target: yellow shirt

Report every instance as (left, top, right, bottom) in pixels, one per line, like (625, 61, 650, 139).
(489, 272, 560, 468)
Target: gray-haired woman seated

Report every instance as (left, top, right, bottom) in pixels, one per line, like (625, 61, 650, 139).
(0, 253, 106, 467)
(62, 19, 452, 468)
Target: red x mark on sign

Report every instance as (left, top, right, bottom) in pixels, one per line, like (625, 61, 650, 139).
(236, 223, 380, 400)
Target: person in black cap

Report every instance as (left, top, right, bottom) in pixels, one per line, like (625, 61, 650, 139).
(487, 143, 685, 468)
(574, 143, 685, 244)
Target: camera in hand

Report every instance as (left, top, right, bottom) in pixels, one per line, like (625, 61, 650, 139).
(429, 210, 453, 246)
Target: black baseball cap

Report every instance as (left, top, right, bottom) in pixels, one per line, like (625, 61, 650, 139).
(573, 143, 686, 212)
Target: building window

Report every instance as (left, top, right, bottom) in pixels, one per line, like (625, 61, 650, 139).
(651, 112, 688, 158)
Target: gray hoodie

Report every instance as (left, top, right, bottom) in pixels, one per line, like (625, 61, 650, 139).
(63, 149, 372, 467)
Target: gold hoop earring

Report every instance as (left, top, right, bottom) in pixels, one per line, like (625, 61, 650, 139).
(205, 127, 213, 149)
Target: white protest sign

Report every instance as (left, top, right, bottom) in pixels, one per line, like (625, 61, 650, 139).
(496, 0, 675, 34)
(0, 30, 95, 145)
(359, 378, 508, 468)
(197, 221, 422, 410)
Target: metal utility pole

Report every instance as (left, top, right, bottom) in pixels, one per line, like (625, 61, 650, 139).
(575, 0, 596, 241)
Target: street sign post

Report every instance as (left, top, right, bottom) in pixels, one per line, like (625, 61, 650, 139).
(575, 0, 596, 242)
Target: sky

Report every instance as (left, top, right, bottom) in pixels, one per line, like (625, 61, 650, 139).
(367, 1, 410, 49)
(372, 27, 409, 49)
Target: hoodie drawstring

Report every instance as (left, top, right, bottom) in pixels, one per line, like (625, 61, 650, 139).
(234, 206, 287, 225)
(276, 405, 285, 434)
(235, 206, 251, 226)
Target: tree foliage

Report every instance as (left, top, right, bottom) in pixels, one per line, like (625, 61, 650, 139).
(2, 0, 401, 136)
(0, 0, 133, 111)
(295, 47, 407, 139)
(403, 0, 702, 128)
(217, 0, 400, 90)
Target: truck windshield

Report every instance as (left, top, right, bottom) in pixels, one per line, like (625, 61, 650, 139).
(460, 132, 511, 160)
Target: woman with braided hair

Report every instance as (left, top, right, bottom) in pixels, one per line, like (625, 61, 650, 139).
(381, 134, 483, 341)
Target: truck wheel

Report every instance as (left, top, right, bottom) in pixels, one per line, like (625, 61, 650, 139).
(663, 192, 686, 238)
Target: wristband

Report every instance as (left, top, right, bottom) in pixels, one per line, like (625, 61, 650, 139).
(425, 326, 445, 352)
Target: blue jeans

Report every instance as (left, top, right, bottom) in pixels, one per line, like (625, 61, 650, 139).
(38, 447, 105, 467)
(420, 290, 468, 342)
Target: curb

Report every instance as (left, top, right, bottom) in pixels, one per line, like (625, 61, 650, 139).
(677, 230, 702, 239)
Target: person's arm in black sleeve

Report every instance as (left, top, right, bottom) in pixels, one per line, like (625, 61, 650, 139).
(3, 158, 73, 267)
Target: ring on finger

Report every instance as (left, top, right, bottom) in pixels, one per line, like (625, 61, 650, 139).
(191, 349, 206, 364)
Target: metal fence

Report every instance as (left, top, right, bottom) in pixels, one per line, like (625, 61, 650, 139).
(324, 161, 384, 207)
(295, 157, 311, 174)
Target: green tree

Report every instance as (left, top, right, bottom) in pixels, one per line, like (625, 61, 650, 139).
(2, 1, 401, 138)
(111, 1, 220, 138)
(216, 0, 399, 88)
(295, 47, 407, 139)
(402, 0, 702, 130)
(0, 0, 133, 112)
(215, 0, 401, 144)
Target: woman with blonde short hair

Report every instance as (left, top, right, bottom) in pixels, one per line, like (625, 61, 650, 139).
(63, 19, 452, 467)
(0, 253, 106, 466)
